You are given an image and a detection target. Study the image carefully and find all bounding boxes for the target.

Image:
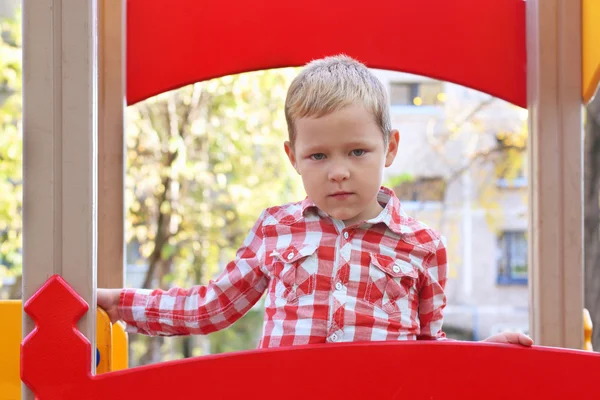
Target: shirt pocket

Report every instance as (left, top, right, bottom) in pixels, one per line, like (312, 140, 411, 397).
(270, 243, 319, 302)
(364, 253, 419, 315)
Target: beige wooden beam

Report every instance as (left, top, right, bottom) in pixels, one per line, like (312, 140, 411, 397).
(98, 0, 126, 289)
(22, 0, 98, 397)
(526, 0, 584, 349)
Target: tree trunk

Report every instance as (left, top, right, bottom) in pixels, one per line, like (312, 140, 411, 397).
(142, 175, 174, 290)
(584, 93, 600, 350)
(130, 170, 175, 365)
(182, 337, 193, 358)
(139, 336, 164, 365)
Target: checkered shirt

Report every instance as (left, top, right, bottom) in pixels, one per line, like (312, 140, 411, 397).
(118, 187, 448, 347)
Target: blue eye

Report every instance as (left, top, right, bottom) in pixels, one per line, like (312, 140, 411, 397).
(351, 149, 366, 156)
(310, 153, 326, 160)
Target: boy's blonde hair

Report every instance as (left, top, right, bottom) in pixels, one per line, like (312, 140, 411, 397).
(285, 55, 392, 147)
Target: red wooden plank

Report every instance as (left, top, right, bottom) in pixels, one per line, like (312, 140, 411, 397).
(126, 0, 526, 107)
(22, 275, 599, 399)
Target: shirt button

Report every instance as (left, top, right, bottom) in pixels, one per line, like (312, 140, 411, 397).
(330, 333, 339, 342)
(287, 252, 295, 260)
(343, 232, 349, 239)
(335, 282, 343, 291)
(392, 265, 401, 273)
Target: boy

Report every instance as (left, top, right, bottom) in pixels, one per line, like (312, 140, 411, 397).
(99, 55, 532, 348)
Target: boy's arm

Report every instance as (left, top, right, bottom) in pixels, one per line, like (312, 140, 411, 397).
(115, 212, 269, 337)
(416, 235, 448, 340)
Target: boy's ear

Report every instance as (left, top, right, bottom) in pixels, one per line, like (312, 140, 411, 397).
(385, 130, 400, 167)
(284, 141, 300, 174)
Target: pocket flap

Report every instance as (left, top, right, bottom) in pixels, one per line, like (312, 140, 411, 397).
(272, 243, 318, 263)
(370, 253, 418, 279)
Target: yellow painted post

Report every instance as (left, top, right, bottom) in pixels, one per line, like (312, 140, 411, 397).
(111, 322, 129, 371)
(0, 300, 22, 400)
(583, 0, 600, 103)
(96, 308, 113, 373)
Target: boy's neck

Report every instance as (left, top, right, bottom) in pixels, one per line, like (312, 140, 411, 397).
(342, 201, 385, 227)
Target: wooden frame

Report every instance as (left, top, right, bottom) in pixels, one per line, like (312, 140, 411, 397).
(526, 0, 584, 349)
(22, 0, 98, 398)
(98, 0, 126, 289)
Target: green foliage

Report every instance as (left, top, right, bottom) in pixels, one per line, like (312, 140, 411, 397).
(125, 69, 302, 362)
(494, 123, 527, 183)
(383, 172, 414, 188)
(0, 9, 22, 284)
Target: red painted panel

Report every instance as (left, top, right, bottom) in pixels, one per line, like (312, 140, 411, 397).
(126, 0, 527, 107)
(22, 275, 600, 399)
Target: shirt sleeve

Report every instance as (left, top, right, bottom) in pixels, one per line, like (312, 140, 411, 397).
(117, 211, 269, 336)
(417, 234, 448, 340)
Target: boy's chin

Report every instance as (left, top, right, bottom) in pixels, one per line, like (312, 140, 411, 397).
(324, 209, 360, 223)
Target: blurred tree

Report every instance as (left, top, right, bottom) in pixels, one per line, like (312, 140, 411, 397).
(386, 94, 527, 243)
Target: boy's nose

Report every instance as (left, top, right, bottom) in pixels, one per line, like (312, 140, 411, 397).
(328, 164, 350, 182)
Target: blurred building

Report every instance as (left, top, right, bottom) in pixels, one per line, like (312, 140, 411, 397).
(373, 69, 529, 340)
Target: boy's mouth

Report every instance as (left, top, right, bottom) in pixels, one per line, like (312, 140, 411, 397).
(329, 191, 354, 199)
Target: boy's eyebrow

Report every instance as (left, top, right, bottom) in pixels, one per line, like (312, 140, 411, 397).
(344, 140, 373, 148)
(301, 145, 325, 154)
(301, 140, 374, 154)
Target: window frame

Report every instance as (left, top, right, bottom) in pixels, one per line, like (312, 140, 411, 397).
(496, 230, 528, 285)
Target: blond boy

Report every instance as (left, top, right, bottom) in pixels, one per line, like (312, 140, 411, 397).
(99, 55, 532, 347)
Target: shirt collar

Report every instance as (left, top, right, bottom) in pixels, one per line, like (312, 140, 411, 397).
(300, 196, 318, 215)
(300, 186, 405, 235)
(367, 186, 405, 235)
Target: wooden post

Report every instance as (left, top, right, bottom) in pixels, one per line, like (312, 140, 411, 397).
(98, 0, 126, 289)
(526, 0, 584, 349)
(22, 0, 98, 397)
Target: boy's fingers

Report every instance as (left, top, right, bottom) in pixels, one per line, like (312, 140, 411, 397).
(518, 333, 534, 346)
(504, 332, 534, 346)
(483, 332, 534, 346)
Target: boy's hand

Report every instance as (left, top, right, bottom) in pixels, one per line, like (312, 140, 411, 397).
(97, 288, 122, 324)
(481, 332, 534, 347)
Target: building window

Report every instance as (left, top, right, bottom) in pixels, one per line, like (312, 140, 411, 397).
(497, 231, 528, 285)
(390, 81, 445, 106)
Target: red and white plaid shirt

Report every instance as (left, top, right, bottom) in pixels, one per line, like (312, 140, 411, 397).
(119, 187, 448, 347)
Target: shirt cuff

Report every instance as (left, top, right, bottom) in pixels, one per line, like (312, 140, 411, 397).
(118, 288, 154, 334)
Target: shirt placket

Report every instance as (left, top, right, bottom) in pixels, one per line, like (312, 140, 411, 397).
(327, 222, 352, 343)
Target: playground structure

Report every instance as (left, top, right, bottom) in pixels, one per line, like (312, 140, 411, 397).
(0, 301, 128, 397)
(2, 0, 600, 399)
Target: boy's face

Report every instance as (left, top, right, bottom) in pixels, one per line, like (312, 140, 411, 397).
(285, 103, 399, 226)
